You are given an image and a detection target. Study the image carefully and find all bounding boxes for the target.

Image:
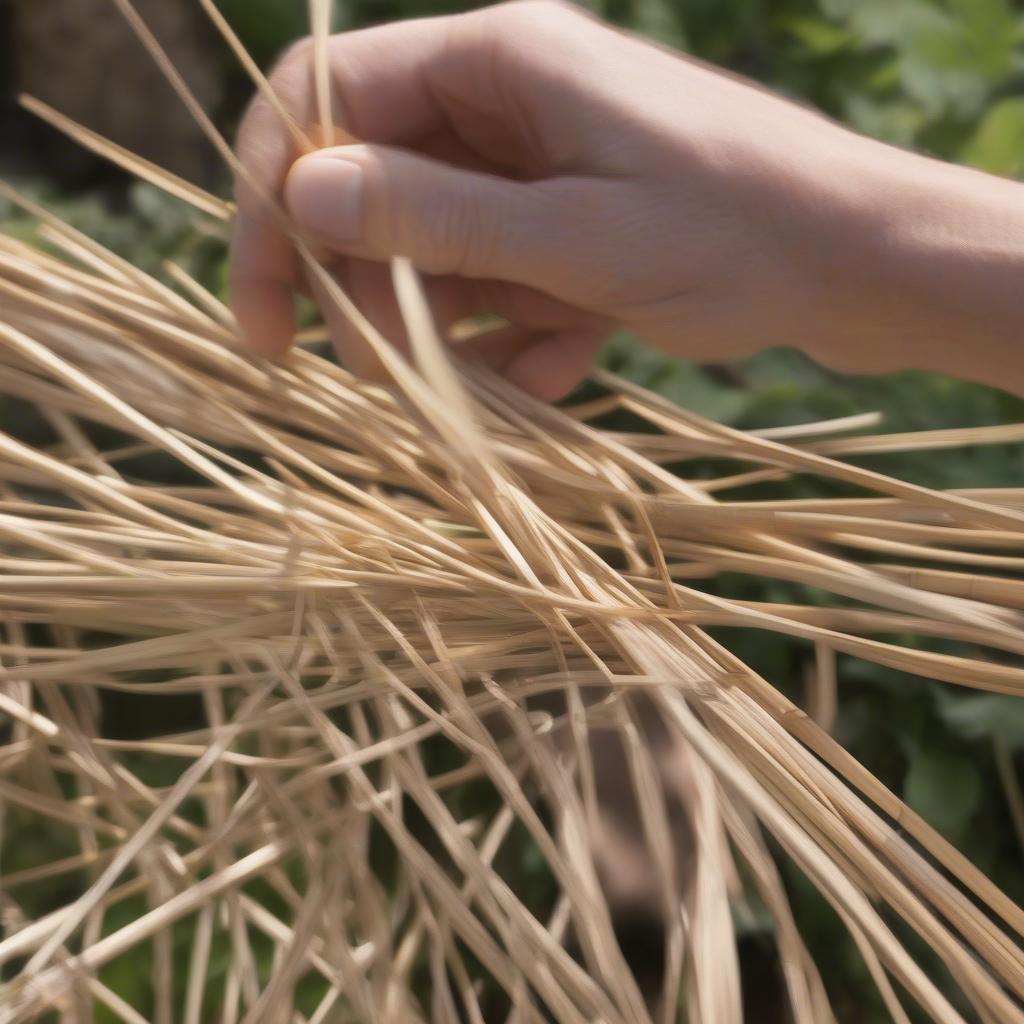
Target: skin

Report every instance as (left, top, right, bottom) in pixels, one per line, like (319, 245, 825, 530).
(232, 0, 1024, 400)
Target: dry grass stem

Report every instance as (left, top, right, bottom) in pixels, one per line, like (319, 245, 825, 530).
(0, 2, 1022, 1021)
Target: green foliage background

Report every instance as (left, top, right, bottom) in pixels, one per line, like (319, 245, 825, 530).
(3, 0, 1024, 1020)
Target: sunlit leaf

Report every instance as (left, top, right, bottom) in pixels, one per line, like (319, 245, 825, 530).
(939, 693, 1024, 745)
(961, 96, 1024, 175)
(779, 15, 853, 55)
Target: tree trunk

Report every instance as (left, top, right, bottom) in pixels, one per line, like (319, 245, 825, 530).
(9, 0, 222, 184)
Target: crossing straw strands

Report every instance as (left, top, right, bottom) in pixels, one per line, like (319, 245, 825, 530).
(1, 2, 1024, 1021)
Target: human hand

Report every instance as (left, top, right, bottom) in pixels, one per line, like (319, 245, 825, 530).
(232, 0, 1024, 398)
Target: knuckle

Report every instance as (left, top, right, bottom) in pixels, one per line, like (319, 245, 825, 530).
(449, 199, 495, 277)
(418, 192, 491, 276)
(500, 0, 582, 24)
(235, 37, 316, 212)
(474, 0, 585, 39)
(266, 37, 316, 118)
(274, 37, 315, 77)
(363, 159, 395, 253)
(362, 154, 474, 273)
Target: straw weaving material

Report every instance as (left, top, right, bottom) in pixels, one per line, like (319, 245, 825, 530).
(0, 3, 1022, 1021)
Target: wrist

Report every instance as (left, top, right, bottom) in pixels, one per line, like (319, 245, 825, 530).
(810, 140, 1024, 393)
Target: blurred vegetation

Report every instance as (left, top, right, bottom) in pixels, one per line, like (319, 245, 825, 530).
(3, 0, 1024, 1020)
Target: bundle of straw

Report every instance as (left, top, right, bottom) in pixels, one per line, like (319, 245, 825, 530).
(1, 2, 1023, 1022)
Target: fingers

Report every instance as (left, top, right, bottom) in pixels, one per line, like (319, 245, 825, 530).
(310, 257, 606, 398)
(452, 324, 603, 400)
(230, 1, 601, 362)
(284, 145, 576, 285)
(230, 39, 316, 354)
(229, 15, 473, 354)
(502, 331, 604, 400)
(229, 204, 299, 356)
(316, 3, 593, 147)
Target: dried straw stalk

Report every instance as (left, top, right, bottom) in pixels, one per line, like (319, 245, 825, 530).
(0, 2, 1023, 1022)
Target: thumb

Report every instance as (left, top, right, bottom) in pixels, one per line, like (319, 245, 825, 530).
(284, 144, 564, 284)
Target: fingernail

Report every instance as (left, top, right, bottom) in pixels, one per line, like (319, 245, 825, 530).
(286, 153, 364, 243)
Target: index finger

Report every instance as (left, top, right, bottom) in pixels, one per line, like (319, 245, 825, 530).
(230, 16, 461, 356)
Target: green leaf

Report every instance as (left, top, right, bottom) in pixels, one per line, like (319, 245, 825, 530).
(900, 43, 990, 117)
(841, 0, 947, 49)
(900, 0, 1015, 115)
(654, 362, 750, 423)
(948, 0, 1018, 76)
(843, 94, 926, 146)
(629, 0, 687, 48)
(904, 747, 982, 842)
(779, 15, 853, 56)
(960, 97, 1024, 176)
(938, 693, 1024, 745)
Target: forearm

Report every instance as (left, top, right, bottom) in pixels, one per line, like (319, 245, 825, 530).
(233, 2, 1024, 397)
(817, 143, 1024, 395)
